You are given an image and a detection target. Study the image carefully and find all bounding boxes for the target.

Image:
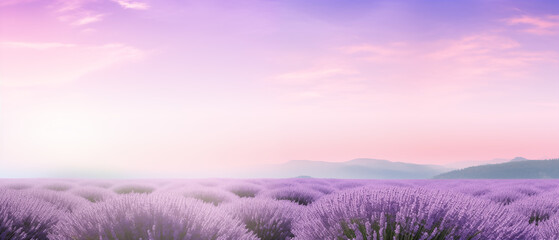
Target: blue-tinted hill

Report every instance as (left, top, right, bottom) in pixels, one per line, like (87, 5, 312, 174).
(258, 158, 452, 179)
(434, 159, 559, 179)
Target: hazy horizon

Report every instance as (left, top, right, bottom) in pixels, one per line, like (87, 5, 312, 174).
(0, 156, 546, 179)
(1, 0, 558, 178)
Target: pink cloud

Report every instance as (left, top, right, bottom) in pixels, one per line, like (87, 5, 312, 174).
(51, 0, 107, 27)
(271, 66, 364, 101)
(53, 0, 96, 13)
(423, 34, 557, 81)
(112, 0, 149, 10)
(1, 41, 76, 50)
(49, 0, 148, 27)
(275, 68, 358, 83)
(270, 30, 558, 104)
(72, 13, 105, 25)
(506, 15, 559, 35)
(0, 42, 145, 86)
(339, 44, 406, 56)
(429, 35, 521, 59)
(339, 43, 411, 62)
(0, 0, 37, 7)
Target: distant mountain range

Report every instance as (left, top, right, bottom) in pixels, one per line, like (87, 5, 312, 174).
(250, 158, 452, 179)
(442, 158, 510, 169)
(242, 157, 558, 179)
(509, 157, 530, 162)
(434, 159, 559, 179)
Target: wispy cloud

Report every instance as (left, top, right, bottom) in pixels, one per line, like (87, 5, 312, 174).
(276, 68, 358, 83)
(270, 29, 559, 103)
(428, 34, 557, 79)
(52, 0, 105, 27)
(339, 43, 407, 56)
(0, 0, 37, 7)
(72, 13, 105, 25)
(54, 0, 93, 13)
(112, 0, 149, 10)
(505, 15, 559, 35)
(50, 0, 149, 27)
(0, 41, 145, 87)
(339, 43, 410, 62)
(1, 41, 76, 50)
(429, 35, 520, 59)
(271, 66, 365, 101)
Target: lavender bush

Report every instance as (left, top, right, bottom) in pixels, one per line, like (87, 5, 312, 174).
(536, 214, 559, 239)
(262, 186, 324, 206)
(262, 180, 300, 190)
(71, 186, 117, 203)
(222, 198, 302, 240)
(454, 185, 492, 197)
(223, 182, 263, 198)
(194, 179, 222, 187)
(50, 193, 257, 240)
(300, 183, 337, 194)
(79, 180, 113, 189)
(41, 182, 75, 192)
(482, 185, 540, 206)
(293, 186, 534, 239)
(112, 183, 155, 194)
(511, 191, 559, 225)
(533, 181, 558, 191)
(181, 187, 239, 206)
(24, 188, 88, 213)
(1, 189, 61, 239)
(333, 181, 366, 190)
(1, 179, 558, 239)
(0, 182, 33, 190)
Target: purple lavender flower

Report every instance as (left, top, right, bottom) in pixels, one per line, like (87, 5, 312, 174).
(262, 180, 300, 190)
(70, 186, 117, 203)
(221, 198, 303, 240)
(181, 186, 239, 206)
(301, 183, 337, 194)
(533, 181, 558, 191)
(24, 188, 89, 213)
(1, 189, 62, 240)
(483, 185, 535, 206)
(536, 214, 559, 239)
(41, 181, 75, 192)
(2, 179, 558, 239)
(510, 191, 559, 225)
(333, 180, 366, 190)
(261, 186, 324, 206)
(78, 180, 114, 189)
(223, 182, 263, 198)
(0, 182, 33, 190)
(453, 184, 492, 197)
(293, 186, 534, 240)
(50, 193, 258, 240)
(194, 179, 222, 187)
(112, 183, 155, 194)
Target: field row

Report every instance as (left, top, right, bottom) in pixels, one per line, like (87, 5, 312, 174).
(1, 179, 559, 239)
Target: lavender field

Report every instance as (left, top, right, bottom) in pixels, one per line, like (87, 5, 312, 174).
(1, 179, 559, 240)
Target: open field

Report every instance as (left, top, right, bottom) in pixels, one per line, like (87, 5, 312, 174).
(2, 178, 559, 239)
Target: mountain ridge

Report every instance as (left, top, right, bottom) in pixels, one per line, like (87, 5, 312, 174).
(242, 157, 557, 179)
(252, 158, 453, 179)
(434, 159, 559, 179)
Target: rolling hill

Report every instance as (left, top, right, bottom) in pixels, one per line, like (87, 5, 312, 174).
(434, 159, 559, 179)
(252, 158, 452, 179)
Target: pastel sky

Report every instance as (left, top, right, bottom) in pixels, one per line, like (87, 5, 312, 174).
(1, 0, 558, 177)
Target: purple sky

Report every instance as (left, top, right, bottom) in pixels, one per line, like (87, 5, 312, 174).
(1, 0, 558, 177)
